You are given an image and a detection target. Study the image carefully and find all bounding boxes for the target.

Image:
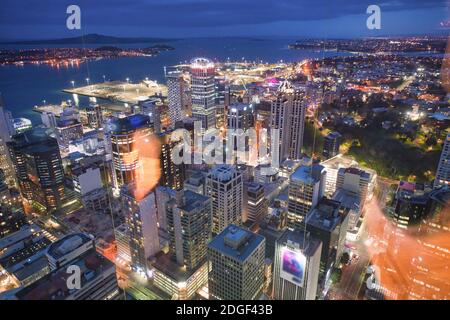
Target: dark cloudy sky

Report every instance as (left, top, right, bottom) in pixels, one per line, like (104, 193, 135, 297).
(0, 0, 448, 39)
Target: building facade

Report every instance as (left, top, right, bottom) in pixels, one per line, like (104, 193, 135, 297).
(208, 225, 265, 300)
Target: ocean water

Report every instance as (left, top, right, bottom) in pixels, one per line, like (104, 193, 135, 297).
(0, 37, 351, 123)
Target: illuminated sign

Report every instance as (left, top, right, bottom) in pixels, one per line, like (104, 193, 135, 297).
(280, 248, 306, 287)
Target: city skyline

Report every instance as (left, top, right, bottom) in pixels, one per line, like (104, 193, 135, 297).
(0, 0, 448, 304)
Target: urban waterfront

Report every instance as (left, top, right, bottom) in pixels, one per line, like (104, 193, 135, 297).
(0, 0, 449, 306)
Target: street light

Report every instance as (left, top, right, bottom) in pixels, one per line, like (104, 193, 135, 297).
(103, 75, 106, 82)
(70, 80, 75, 88)
(86, 78, 90, 85)
(126, 77, 130, 84)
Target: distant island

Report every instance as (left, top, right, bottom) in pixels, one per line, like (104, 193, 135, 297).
(0, 33, 175, 45)
(0, 44, 175, 66)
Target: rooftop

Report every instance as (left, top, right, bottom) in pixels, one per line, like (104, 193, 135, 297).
(306, 198, 342, 232)
(107, 114, 150, 134)
(290, 164, 324, 185)
(277, 229, 322, 258)
(190, 57, 214, 69)
(151, 251, 203, 282)
(208, 225, 265, 263)
(8, 128, 58, 154)
(47, 233, 92, 260)
(208, 165, 239, 183)
(14, 250, 114, 300)
(332, 189, 361, 212)
(325, 131, 342, 140)
(321, 154, 358, 170)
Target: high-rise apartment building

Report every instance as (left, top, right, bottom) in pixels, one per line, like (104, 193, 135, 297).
(121, 184, 160, 275)
(208, 224, 265, 300)
(166, 190, 212, 271)
(273, 229, 322, 300)
(166, 71, 185, 127)
(206, 165, 243, 235)
(270, 81, 306, 163)
(287, 164, 326, 229)
(190, 58, 216, 130)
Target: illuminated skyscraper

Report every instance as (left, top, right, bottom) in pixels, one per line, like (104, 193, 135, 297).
(159, 130, 185, 191)
(121, 184, 160, 275)
(227, 103, 255, 163)
(166, 71, 185, 127)
(166, 190, 212, 271)
(434, 133, 450, 189)
(107, 114, 152, 190)
(206, 165, 243, 235)
(208, 224, 265, 300)
(305, 198, 348, 288)
(287, 164, 326, 229)
(7, 128, 65, 213)
(270, 81, 306, 162)
(190, 58, 216, 130)
(246, 182, 267, 223)
(273, 229, 322, 300)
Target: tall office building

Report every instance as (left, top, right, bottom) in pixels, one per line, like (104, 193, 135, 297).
(227, 103, 255, 163)
(305, 198, 349, 287)
(273, 229, 322, 300)
(270, 81, 306, 162)
(159, 130, 185, 190)
(227, 103, 255, 131)
(0, 94, 15, 186)
(208, 224, 265, 300)
(121, 184, 160, 274)
(190, 58, 216, 130)
(287, 164, 326, 229)
(336, 167, 375, 207)
(86, 104, 103, 129)
(206, 165, 243, 234)
(166, 71, 185, 127)
(246, 182, 268, 223)
(107, 114, 152, 190)
(322, 131, 341, 160)
(410, 186, 450, 300)
(7, 128, 65, 213)
(166, 190, 212, 270)
(434, 133, 450, 189)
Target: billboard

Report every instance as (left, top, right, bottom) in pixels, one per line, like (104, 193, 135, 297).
(280, 247, 306, 287)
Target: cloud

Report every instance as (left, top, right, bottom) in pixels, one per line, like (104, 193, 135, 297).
(0, 0, 446, 28)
